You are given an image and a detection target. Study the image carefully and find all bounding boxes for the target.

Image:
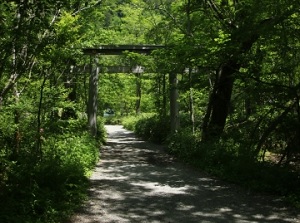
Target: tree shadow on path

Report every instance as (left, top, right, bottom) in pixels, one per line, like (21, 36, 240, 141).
(71, 125, 300, 223)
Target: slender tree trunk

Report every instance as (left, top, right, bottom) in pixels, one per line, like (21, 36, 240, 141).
(12, 85, 20, 160)
(169, 72, 179, 133)
(11, 32, 20, 160)
(186, 0, 195, 133)
(202, 72, 218, 141)
(36, 74, 47, 159)
(188, 68, 195, 134)
(135, 73, 141, 114)
(156, 73, 167, 117)
(162, 74, 167, 117)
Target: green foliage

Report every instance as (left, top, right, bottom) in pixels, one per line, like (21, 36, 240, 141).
(122, 115, 140, 131)
(97, 116, 107, 145)
(0, 158, 88, 223)
(122, 113, 170, 143)
(0, 118, 105, 223)
(0, 1, 111, 222)
(167, 128, 201, 160)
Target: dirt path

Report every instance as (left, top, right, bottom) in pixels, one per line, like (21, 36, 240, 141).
(71, 125, 300, 223)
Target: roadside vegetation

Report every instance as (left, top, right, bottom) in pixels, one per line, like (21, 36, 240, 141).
(0, 116, 105, 223)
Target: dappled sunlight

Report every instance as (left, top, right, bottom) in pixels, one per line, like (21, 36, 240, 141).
(71, 125, 300, 223)
(131, 181, 195, 195)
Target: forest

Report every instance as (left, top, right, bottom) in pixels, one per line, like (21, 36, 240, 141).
(0, 0, 300, 222)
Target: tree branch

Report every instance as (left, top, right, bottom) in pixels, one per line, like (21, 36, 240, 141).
(207, 0, 237, 29)
(254, 101, 297, 156)
(72, 0, 102, 16)
(156, 6, 188, 36)
(249, 75, 300, 92)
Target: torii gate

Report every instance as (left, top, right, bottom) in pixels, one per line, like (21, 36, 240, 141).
(82, 45, 179, 137)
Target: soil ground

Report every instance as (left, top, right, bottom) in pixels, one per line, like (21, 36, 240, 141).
(70, 125, 300, 223)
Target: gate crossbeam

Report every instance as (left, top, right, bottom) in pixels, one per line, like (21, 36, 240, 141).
(83, 45, 164, 55)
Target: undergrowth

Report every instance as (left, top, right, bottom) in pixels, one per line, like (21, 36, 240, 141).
(122, 113, 170, 143)
(167, 128, 300, 208)
(0, 117, 106, 223)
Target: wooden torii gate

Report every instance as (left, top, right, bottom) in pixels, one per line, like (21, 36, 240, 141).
(82, 45, 179, 137)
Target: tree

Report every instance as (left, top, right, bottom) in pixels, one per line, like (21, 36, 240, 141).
(200, 0, 300, 141)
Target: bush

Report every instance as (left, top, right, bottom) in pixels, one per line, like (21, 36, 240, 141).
(122, 115, 140, 131)
(0, 118, 104, 223)
(122, 113, 170, 143)
(97, 116, 107, 145)
(167, 128, 200, 160)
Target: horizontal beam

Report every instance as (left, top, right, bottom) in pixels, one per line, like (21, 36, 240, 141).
(74, 65, 200, 74)
(102, 66, 145, 73)
(74, 65, 146, 74)
(83, 45, 165, 55)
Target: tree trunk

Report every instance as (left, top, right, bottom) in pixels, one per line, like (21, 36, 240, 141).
(12, 85, 20, 160)
(87, 56, 99, 137)
(36, 74, 47, 159)
(162, 74, 167, 117)
(202, 60, 239, 140)
(135, 73, 141, 114)
(169, 72, 180, 133)
(202, 29, 261, 141)
(188, 68, 195, 134)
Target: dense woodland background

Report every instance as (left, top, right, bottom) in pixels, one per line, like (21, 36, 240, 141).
(0, 0, 300, 222)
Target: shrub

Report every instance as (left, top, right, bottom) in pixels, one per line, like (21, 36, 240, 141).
(0, 118, 104, 223)
(123, 113, 170, 143)
(167, 128, 200, 160)
(122, 115, 140, 131)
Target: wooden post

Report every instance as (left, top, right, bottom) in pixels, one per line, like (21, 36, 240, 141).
(135, 73, 141, 115)
(162, 73, 167, 117)
(169, 72, 179, 133)
(87, 55, 99, 137)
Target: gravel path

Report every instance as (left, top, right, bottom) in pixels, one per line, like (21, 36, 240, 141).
(71, 125, 300, 223)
